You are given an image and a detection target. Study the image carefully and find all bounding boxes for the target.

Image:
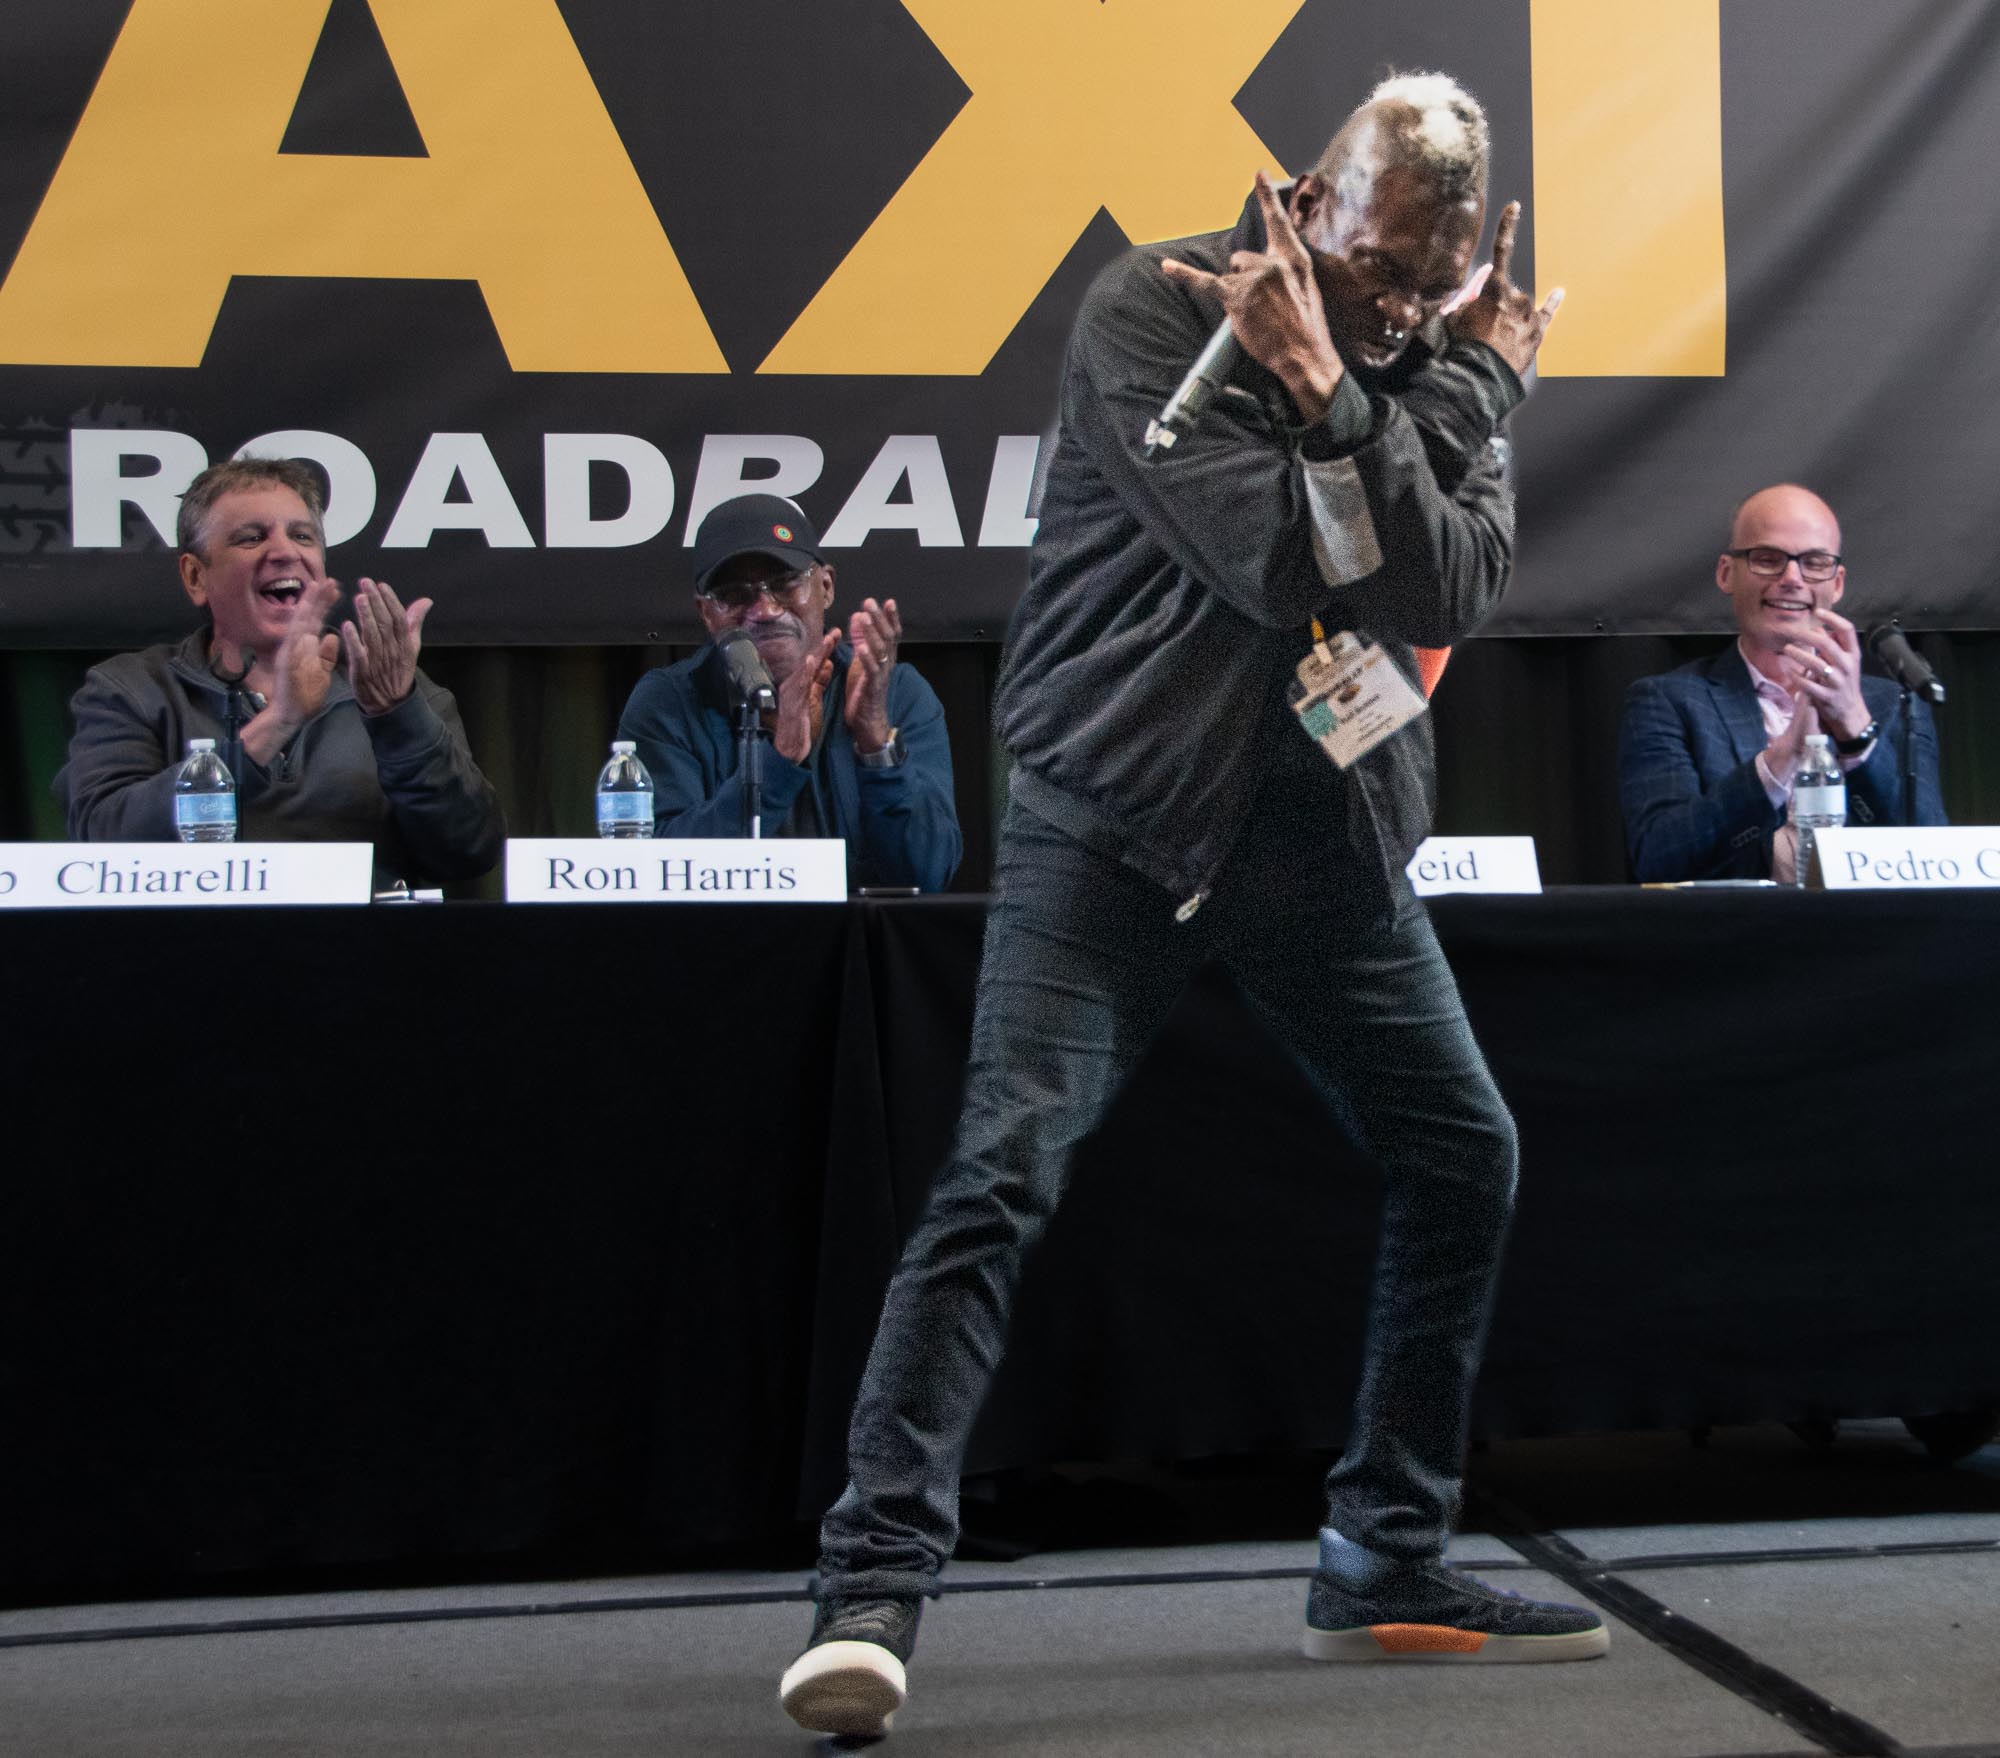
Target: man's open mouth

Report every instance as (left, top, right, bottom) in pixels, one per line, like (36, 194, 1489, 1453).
(259, 578, 305, 606)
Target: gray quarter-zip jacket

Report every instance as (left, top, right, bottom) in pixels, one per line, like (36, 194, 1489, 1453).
(54, 630, 506, 887)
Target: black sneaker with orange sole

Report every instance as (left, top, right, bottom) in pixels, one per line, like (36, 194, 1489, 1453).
(1303, 1530, 1608, 1663)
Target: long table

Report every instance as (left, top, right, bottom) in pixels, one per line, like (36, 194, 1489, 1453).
(4, 889, 1995, 1599)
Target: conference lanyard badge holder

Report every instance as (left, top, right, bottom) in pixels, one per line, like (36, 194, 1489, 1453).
(1288, 626, 1426, 770)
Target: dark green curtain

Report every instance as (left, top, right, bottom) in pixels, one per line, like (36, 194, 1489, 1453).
(6, 632, 1992, 891)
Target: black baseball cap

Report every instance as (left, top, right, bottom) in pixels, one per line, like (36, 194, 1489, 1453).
(691, 494, 824, 594)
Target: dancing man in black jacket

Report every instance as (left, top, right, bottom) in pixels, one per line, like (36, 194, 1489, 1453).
(781, 71, 1602, 1741)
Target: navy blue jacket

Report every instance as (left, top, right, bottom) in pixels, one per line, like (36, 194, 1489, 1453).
(616, 641, 961, 893)
(1619, 646, 1945, 881)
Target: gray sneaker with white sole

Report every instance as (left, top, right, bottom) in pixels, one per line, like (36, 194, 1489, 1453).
(779, 1595, 923, 1737)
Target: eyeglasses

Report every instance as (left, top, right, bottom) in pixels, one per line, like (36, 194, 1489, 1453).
(700, 567, 818, 613)
(1727, 547, 1842, 583)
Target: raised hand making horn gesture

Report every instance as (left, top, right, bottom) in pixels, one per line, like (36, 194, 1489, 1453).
(1163, 169, 1565, 427)
(1446, 200, 1564, 378)
(1161, 171, 1347, 421)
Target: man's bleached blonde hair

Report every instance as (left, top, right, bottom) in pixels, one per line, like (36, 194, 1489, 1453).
(1318, 71, 1489, 207)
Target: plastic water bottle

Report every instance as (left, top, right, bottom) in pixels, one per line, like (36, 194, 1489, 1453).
(172, 737, 236, 843)
(595, 740, 654, 839)
(1789, 733, 1846, 887)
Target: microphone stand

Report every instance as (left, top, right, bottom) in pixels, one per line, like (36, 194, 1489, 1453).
(1875, 619, 1940, 824)
(736, 699, 770, 839)
(209, 647, 256, 792)
(719, 632, 778, 838)
(1900, 679, 1917, 823)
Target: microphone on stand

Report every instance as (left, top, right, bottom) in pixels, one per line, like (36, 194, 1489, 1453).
(718, 628, 777, 839)
(1867, 623, 1945, 704)
(717, 627, 777, 712)
(208, 645, 254, 689)
(1144, 320, 1242, 459)
(209, 646, 258, 788)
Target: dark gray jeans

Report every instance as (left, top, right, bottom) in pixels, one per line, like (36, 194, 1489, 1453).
(817, 794, 1519, 1598)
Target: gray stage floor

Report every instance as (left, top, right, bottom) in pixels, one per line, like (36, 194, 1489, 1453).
(3, 1423, 1996, 1758)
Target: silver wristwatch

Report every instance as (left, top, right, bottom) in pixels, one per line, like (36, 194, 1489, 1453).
(855, 727, 904, 769)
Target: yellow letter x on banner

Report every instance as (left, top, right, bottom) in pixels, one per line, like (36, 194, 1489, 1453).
(760, 0, 1306, 376)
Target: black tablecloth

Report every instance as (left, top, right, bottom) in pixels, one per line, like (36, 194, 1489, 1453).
(3, 904, 852, 1594)
(3, 889, 1995, 1599)
(803, 890, 2000, 1511)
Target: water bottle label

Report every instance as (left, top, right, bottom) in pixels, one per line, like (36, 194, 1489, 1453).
(1794, 783, 1846, 821)
(596, 791, 653, 828)
(174, 794, 236, 829)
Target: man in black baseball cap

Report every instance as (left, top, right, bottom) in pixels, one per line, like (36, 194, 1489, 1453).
(686, 493, 838, 712)
(615, 493, 961, 891)
(690, 493, 824, 594)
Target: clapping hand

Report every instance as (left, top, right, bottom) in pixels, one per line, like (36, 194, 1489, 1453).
(341, 577, 432, 716)
(844, 597, 902, 754)
(1764, 687, 1823, 788)
(771, 630, 840, 764)
(239, 575, 340, 766)
(267, 575, 342, 731)
(1782, 608, 1870, 743)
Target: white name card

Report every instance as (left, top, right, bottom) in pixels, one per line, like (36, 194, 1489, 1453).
(0, 842, 372, 908)
(1405, 836, 1542, 897)
(505, 837, 847, 903)
(1813, 827, 2000, 890)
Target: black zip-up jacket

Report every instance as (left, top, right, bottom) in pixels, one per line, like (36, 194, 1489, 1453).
(994, 188, 1526, 917)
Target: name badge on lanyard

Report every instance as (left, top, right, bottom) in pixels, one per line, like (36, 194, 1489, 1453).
(1288, 629, 1427, 769)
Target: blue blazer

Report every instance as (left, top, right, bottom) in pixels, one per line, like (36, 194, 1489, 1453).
(1619, 647, 1945, 881)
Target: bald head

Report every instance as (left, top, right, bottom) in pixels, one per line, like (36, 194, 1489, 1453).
(1728, 484, 1842, 554)
(1716, 483, 1847, 653)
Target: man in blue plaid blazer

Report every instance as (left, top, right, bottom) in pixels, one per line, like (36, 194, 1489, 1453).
(1620, 485, 1945, 882)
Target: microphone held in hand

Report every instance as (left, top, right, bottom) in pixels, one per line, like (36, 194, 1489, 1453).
(1144, 320, 1243, 459)
(1867, 624, 1945, 704)
(718, 627, 778, 712)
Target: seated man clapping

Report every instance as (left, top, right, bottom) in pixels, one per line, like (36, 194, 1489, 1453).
(54, 457, 504, 887)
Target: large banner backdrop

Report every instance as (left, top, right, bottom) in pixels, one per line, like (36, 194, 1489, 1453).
(2, 0, 1997, 647)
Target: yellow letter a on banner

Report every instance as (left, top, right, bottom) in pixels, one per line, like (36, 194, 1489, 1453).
(0, 0, 724, 372)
